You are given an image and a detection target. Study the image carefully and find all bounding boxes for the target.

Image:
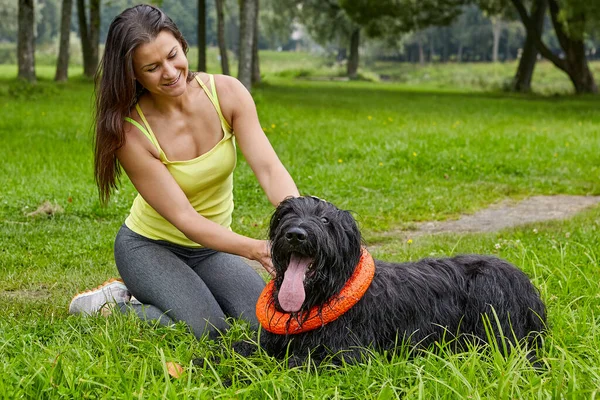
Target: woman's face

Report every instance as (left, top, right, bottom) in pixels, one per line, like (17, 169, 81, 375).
(133, 30, 188, 97)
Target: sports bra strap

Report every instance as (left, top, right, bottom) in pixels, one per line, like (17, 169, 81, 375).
(124, 117, 150, 141)
(124, 108, 162, 154)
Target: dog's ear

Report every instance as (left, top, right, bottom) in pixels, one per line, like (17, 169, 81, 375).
(339, 210, 361, 237)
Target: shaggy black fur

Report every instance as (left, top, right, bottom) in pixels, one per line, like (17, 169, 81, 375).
(254, 196, 546, 365)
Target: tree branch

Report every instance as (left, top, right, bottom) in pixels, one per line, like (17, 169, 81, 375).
(547, 0, 575, 55)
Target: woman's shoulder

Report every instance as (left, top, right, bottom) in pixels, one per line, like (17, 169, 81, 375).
(200, 74, 248, 119)
(191, 71, 245, 93)
(120, 106, 160, 158)
(190, 72, 239, 98)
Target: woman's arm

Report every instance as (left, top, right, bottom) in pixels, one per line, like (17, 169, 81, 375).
(116, 123, 275, 273)
(215, 75, 300, 205)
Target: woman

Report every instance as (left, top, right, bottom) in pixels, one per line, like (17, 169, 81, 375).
(69, 4, 299, 340)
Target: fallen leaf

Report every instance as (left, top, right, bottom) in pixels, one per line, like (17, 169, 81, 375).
(166, 361, 184, 379)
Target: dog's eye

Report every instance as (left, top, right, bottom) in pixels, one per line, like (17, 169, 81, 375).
(321, 217, 329, 224)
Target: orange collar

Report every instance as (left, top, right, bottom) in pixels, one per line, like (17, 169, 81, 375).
(256, 248, 375, 334)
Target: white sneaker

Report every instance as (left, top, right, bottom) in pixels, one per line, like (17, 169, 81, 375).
(69, 278, 131, 316)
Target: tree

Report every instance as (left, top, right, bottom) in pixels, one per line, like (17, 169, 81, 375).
(251, 0, 261, 84)
(340, 0, 467, 71)
(77, 0, 100, 78)
(511, 0, 597, 93)
(18, 0, 36, 82)
(259, 0, 296, 49)
(215, 0, 230, 75)
(55, 0, 72, 82)
(238, 0, 258, 90)
(347, 27, 360, 77)
(489, 16, 503, 62)
(511, 0, 545, 92)
(292, 0, 362, 78)
(478, 0, 542, 90)
(340, 0, 466, 37)
(36, 0, 61, 45)
(198, 0, 207, 71)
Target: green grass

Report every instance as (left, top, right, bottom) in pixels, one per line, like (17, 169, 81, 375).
(1, 58, 600, 398)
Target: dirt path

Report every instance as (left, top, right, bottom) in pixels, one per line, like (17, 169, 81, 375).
(246, 195, 600, 272)
(388, 195, 600, 238)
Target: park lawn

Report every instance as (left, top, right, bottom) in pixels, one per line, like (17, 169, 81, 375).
(1, 62, 600, 398)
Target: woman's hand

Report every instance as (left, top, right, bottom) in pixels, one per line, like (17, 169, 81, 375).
(251, 240, 275, 276)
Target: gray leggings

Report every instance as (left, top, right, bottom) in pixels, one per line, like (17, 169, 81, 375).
(114, 225, 266, 340)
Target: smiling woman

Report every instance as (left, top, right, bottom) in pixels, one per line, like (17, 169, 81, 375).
(69, 4, 299, 340)
(133, 31, 188, 96)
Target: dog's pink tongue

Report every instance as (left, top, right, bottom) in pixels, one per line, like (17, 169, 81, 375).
(278, 253, 311, 312)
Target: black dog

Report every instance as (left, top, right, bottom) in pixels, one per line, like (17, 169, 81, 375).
(251, 196, 546, 365)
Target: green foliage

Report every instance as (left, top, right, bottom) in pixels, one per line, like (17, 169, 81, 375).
(1, 60, 600, 397)
(296, 0, 358, 48)
(259, 0, 298, 48)
(340, 0, 467, 36)
(555, 0, 600, 40)
(0, 0, 18, 42)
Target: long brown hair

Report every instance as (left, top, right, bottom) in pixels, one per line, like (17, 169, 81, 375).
(94, 4, 195, 204)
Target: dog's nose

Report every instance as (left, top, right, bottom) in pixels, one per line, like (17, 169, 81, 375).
(285, 227, 307, 244)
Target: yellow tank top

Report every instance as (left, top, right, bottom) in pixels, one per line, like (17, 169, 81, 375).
(123, 75, 236, 247)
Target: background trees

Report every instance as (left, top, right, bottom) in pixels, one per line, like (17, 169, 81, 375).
(76, 0, 100, 78)
(511, 0, 597, 93)
(7, 0, 599, 94)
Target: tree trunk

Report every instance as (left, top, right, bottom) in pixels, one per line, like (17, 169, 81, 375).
(441, 28, 448, 62)
(55, 0, 72, 82)
(418, 37, 425, 65)
(429, 35, 434, 62)
(546, 0, 597, 94)
(89, 0, 100, 76)
(238, 0, 256, 90)
(17, 0, 36, 82)
(457, 42, 463, 63)
(77, 0, 91, 77)
(251, 0, 260, 85)
(215, 0, 230, 75)
(511, 0, 597, 94)
(347, 28, 360, 79)
(511, 0, 546, 92)
(491, 17, 502, 63)
(197, 0, 207, 71)
(77, 0, 100, 78)
(563, 40, 597, 94)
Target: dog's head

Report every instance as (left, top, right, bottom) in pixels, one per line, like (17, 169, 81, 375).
(269, 196, 362, 313)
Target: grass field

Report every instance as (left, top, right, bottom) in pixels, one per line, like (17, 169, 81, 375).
(1, 56, 600, 398)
